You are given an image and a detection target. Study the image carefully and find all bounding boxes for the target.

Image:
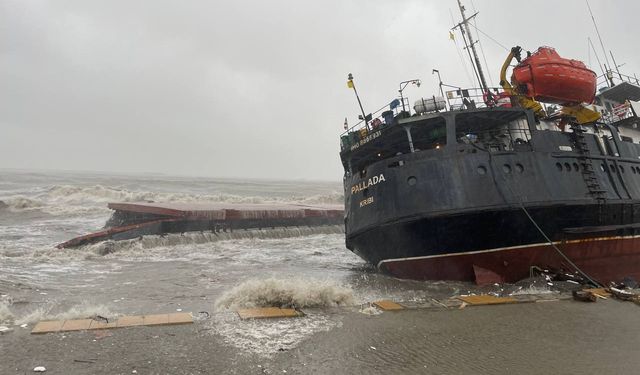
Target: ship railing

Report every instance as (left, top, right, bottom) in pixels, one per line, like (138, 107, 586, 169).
(455, 111, 533, 152)
(596, 70, 640, 90)
(340, 86, 530, 152)
(340, 98, 409, 152)
(600, 101, 637, 125)
(445, 86, 515, 111)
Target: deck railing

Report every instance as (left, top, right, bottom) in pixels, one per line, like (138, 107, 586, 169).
(596, 71, 640, 90)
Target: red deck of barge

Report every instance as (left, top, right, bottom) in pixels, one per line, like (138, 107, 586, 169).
(107, 202, 344, 220)
(57, 202, 344, 249)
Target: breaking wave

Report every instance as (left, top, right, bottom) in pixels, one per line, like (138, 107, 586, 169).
(1, 184, 343, 216)
(214, 277, 354, 311)
(0, 300, 14, 324)
(82, 225, 344, 257)
(1, 197, 45, 211)
(14, 301, 118, 325)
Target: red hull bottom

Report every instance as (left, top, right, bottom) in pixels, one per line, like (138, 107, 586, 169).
(378, 235, 640, 284)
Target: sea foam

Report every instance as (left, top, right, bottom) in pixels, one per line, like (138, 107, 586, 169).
(214, 277, 354, 311)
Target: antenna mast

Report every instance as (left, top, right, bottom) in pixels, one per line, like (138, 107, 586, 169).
(456, 0, 488, 92)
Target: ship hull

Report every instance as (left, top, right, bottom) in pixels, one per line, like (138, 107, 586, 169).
(347, 204, 640, 284)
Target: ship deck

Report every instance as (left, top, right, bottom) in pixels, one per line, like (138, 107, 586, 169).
(57, 202, 344, 249)
(107, 202, 344, 220)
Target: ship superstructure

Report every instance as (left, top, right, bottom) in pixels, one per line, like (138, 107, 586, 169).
(339, 4, 640, 284)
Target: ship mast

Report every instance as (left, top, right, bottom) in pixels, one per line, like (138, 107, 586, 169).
(455, 0, 488, 93)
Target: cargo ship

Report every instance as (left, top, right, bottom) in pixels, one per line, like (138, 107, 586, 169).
(339, 1, 640, 284)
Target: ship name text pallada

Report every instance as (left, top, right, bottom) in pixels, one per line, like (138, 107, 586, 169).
(351, 174, 386, 194)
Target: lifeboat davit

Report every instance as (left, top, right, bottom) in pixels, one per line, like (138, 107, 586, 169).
(512, 47, 597, 106)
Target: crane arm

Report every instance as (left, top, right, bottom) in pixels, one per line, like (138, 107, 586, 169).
(500, 46, 545, 117)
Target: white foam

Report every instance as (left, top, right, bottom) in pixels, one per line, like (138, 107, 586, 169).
(82, 226, 344, 259)
(2, 196, 45, 211)
(214, 277, 354, 311)
(510, 285, 554, 296)
(0, 184, 343, 216)
(14, 301, 118, 325)
(0, 300, 14, 324)
(210, 311, 342, 357)
(359, 304, 383, 315)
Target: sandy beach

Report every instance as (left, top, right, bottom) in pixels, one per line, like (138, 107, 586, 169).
(3, 298, 640, 375)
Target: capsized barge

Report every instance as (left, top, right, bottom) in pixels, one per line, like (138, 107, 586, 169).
(57, 202, 343, 248)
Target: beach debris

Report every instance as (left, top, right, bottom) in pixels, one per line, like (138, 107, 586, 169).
(621, 277, 639, 289)
(457, 295, 517, 305)
(582, 288, 611, 299)
(33, 366, 46, 372)
(572, 290, 597, 302)
(608, 287, 637, 302)
(372, 300, 404, 311)
(20, 323, 28, 328)
(73, 359, 97, 364)
(0, 326, 13, 334)
(236, 307, 303, 320)
(31, 312, 193, 334)
(531, 267, 589, 285)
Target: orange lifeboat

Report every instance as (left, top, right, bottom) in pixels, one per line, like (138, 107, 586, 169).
(512, 47, 597, 106)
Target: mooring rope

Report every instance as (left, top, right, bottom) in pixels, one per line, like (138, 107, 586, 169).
(469, 141, 603, 287)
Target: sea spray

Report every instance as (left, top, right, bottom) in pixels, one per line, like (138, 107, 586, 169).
(14, 301, 118, 325)
(214, 277, 354, 311)
(84, 225, 344, 257)
(211, 277, 350, 357)
(0, 300, 14, 324)
(2, 196, 45, 211)
(1, 184, 343, 216)
(211, 311, 342, 357)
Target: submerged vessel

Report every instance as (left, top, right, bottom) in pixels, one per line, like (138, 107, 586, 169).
(339, 2, 640, 284)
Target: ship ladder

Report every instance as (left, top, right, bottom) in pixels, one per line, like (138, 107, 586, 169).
(570, 126, 606, 202)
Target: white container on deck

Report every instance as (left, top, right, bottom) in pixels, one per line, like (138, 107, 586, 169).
(414, 96, 446, 114)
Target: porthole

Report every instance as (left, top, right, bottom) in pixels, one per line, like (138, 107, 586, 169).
(633, 167, 637, 174)
(477, 166, 487, 175)
(503, 164, 512, 174)
(573, 163, 579, 172)
(515, 163, 524, 173)
(564, 162, 571, 171)
(556, 162, 563, 171)
(600, 164, 605, 172)
(407, 176, 417, 186)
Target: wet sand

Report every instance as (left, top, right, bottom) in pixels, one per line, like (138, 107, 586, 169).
(3, 299, 640, 374)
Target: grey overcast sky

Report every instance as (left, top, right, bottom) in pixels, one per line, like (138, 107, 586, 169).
(2, 0, 639, 181)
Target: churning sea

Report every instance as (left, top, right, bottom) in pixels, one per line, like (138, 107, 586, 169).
(0, 169, 524, 356)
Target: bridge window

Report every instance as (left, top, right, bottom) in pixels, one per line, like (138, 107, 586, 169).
(455, 111, 531, 151)
(409, 116, 447, 151)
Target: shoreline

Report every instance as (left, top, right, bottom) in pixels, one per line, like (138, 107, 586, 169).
(3, 298, 640, 374)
